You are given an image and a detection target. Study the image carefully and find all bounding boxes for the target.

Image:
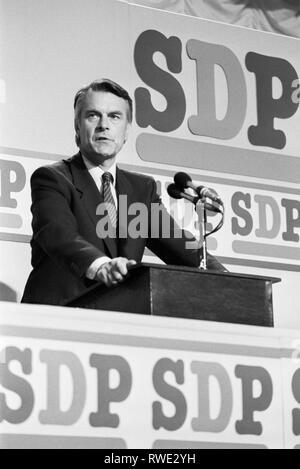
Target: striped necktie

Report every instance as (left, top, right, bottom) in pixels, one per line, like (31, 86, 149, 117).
(102, 172, 117, 232)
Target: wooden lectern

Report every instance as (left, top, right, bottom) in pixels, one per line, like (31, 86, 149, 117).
(66, 264, 280, 327)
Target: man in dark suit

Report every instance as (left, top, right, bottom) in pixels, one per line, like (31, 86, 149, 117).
(22, 79, 224, 305)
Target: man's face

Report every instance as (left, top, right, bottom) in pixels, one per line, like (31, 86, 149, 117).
(76, 90, 131, 166)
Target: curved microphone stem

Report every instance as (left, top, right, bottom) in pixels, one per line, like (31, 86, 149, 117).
(195, 199, 225, 271)
(195, 199, 208, 270)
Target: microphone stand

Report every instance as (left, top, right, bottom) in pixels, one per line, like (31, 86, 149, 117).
(195, 198, 208, 270)
(167, 182, 224, 271)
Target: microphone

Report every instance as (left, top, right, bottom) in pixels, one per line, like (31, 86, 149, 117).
(174, 172, 223, 205)
(167, 184, 222, 213)
(167, 184, 199, 204)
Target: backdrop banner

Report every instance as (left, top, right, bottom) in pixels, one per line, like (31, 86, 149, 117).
(1, 303, 300, 449)
(0, 0, 299, 327)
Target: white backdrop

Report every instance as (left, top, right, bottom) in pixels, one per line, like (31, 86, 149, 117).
(0, 0, 299, 328)
(1, 303, 300, 449)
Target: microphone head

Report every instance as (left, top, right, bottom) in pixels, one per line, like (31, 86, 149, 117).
(167, 183, 183, 200)
(174, 172, 192, 190)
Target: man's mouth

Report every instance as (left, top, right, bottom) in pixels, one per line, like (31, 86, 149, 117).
(94, 136, 112, 142)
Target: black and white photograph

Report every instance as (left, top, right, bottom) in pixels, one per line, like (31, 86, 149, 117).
(0, 0, 300, 451)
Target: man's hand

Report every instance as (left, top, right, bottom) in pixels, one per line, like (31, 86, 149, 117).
(95, 257, 137, 287)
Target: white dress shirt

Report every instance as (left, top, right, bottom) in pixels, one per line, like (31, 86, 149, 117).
(82, 155, 117, 279)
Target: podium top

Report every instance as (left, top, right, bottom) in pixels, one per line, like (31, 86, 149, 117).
(66, 263, 281, 307)
(129, 263, 281, 284)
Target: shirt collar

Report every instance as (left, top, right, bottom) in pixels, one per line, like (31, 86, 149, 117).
(82, 154, 117, 186)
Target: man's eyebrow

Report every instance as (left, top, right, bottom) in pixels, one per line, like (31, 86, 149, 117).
(85, 108, 100, 114)
(84, 109, 124, 115)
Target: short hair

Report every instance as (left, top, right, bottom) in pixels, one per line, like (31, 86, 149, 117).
(74, 79, 133, 147)
(74, 78, 133, 122)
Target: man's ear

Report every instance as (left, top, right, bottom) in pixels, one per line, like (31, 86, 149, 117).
(75, 120, 81, 146)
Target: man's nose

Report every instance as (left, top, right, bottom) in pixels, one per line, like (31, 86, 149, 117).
(97, 114, 109, 130)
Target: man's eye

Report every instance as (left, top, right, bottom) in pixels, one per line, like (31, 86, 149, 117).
(111, 114, 120, 120)
(87, 113, 98, 120)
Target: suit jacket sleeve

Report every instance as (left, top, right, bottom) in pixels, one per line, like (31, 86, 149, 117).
(146, 178, 226, 272)
(30, 166, 106, 278)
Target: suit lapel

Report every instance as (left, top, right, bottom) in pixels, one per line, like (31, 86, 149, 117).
(69, 153, 118, 259)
